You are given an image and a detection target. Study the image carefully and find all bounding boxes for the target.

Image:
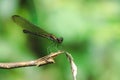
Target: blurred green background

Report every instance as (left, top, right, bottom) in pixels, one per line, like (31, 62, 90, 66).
(0, 0, 120, 80)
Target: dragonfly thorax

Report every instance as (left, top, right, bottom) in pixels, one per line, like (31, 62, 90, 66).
(49, 35, 63, 44)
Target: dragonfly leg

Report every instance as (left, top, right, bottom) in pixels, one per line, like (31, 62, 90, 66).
(47, 42, 54, 53)
(47, 42, 63, 53)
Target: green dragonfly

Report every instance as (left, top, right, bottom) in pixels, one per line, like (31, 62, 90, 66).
(12, 15, 63, 44)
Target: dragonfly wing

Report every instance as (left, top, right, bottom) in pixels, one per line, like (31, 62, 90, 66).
(12, 15, 49, 35)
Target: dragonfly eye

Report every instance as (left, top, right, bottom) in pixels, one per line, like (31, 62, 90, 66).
(57, 37, 63, 43)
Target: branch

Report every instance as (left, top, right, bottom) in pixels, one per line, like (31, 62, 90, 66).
(0, 50, 64, 69)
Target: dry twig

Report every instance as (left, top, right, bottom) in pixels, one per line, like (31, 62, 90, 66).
(0, 50, 64, 69)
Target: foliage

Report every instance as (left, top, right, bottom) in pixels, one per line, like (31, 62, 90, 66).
(0, 0, 120, 80)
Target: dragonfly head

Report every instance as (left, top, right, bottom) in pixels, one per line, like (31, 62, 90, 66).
(57, 37, 63, 44)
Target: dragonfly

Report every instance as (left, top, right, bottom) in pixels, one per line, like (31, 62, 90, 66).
(12, 15, 63, 44)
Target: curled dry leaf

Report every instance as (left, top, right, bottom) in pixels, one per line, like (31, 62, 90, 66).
(66, 52, 77, 80)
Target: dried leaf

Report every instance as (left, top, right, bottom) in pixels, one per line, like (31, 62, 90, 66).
(66, 52, 77, 80)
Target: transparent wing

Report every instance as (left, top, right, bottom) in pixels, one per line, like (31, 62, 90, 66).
(12, 15, 50, 36)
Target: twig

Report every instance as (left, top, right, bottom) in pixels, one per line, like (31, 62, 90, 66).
(0, 50, 64, 69)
